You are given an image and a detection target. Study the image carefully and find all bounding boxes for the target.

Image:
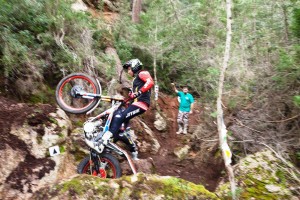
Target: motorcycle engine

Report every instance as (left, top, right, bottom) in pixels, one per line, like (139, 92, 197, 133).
(83, 120, 103, 140)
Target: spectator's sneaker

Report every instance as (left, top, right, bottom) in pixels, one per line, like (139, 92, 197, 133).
(183, 125, 188, 134)
(176, 128, 183, 134)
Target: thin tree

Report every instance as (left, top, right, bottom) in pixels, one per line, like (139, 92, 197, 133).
(217, 0, 237, 199)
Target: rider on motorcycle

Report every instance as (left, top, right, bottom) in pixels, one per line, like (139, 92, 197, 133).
(90, 58, 154, 160)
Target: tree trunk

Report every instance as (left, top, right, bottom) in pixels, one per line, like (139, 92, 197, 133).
(153, 20, 158, 85)
(153, 16, 159, 102)
(282, 4, 290, 44)
(217, 0, 237, 199)
(132, 0, 142, 23)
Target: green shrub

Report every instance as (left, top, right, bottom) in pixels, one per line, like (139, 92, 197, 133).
(293, 95, 300, 107)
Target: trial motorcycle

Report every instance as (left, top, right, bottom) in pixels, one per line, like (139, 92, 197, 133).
(55, 73, 137, 178)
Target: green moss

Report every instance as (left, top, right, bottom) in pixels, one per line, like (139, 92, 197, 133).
(228, 99, 237, 110)
(29, 94, 46, 104)
(49, 117, 58, 125)
(59, 145, 66, 153)
(244, 160, 250, 166)
(73, 145, 87, 162)
(34, 174, 220, 199)
(121, 176, 132, 183)
(275, 170, 287, 184)
(73, 120, 84, 128)
(117, 187, 132, 199)
(149, 177, 218, 199)
(217, 151, 297, 199)
(238, 170, 291, 199)
(37, 135, 43, 144)
(58, 132, 64, 138)
(60, 179, 84, 194)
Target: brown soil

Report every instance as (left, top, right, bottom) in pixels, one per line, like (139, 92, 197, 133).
(134, 95, 223, 191)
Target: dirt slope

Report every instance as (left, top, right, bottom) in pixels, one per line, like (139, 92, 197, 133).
(135, 95, 223, 191)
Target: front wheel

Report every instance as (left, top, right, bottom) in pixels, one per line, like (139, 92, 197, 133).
(77, 153, 122, 178)
(55, 73, 101, 114)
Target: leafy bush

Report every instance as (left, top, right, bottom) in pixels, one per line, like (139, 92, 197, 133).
(293, 95, 300, 107)
(292, 8, 300, 39)
(0, 0, 113, 102)
(273, 48, 300, 88)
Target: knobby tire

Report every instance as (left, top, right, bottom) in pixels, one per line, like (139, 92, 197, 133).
(55, 73, 101, 114)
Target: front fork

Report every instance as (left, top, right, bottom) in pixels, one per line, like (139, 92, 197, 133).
(89, 144, 137, 176)
(89, 149, 100, 176)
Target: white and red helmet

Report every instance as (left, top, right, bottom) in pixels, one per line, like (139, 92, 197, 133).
(122, 59, 143, 73)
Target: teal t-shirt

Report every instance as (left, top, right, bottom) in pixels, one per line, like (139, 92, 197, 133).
(177, 91, 194, 112)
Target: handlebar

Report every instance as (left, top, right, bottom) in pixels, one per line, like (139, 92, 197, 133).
(101, 95, 125, 102)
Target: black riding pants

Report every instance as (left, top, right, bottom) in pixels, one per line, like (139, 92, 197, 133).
(109, 104, 145, 152)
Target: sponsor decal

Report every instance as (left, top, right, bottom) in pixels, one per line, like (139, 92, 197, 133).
(126, 108, 140, 118)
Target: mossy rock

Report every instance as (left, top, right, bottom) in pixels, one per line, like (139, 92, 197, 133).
(216, 150, 300, 199)
(32, 173, 219, 200)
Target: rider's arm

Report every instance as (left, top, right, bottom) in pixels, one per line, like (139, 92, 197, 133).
(171, 83, 178, 93)
(138, 71, 154, 93)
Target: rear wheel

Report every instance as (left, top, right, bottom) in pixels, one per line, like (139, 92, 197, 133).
(55, 73, 101, 114)
(77, 153, 122, 178)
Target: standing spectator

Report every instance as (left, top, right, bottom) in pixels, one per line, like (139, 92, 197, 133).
(171, 83, 195, 134)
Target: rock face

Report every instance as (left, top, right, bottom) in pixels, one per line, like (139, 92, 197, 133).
(174, 145, 190, 160)
(0, 97, 74, 200)
(71, 0, 88, 11)
(154, 111, 167, 131)
(216, 150, 300, 199)
(32, 173, 220, 200)
(137, 120, 161, 154)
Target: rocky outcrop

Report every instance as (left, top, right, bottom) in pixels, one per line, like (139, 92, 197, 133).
(0, 97, 74, 200)
(174, 145, 190, 160)
(138, 120, 161, 154)
(216, 150, 300, 199)
(32, 173, 219, 200)
(71, 0, 88, 11)
(154, 111, 167, 131)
